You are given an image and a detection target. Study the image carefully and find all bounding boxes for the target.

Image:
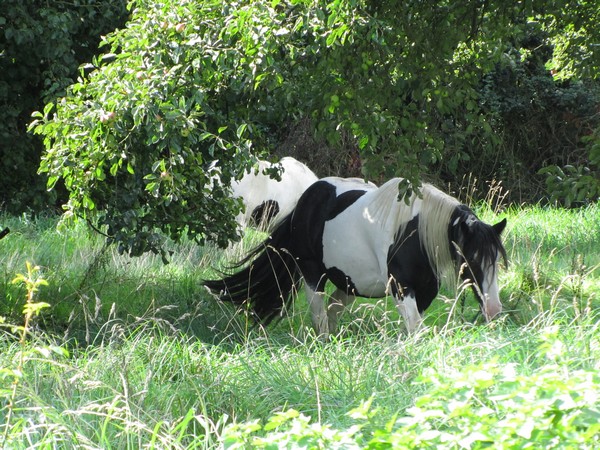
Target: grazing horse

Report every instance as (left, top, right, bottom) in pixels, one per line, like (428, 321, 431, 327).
(231, 157, 318, 230)
(204, 177, 507, 337)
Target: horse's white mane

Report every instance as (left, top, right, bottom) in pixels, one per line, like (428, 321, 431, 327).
(370, 178, 460, 284)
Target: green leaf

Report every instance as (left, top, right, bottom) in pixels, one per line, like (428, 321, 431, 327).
(236, 123, 247, 139)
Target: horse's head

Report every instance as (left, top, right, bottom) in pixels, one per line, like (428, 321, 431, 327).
(451, 210, 507, 322)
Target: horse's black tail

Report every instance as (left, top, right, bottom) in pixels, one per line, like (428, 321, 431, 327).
(203, 214, 302, 325)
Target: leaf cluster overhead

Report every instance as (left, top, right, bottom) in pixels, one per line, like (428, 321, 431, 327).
(33, 0, 600, 256)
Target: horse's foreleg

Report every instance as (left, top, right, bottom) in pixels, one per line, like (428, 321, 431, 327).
(394, 289, 422, 333)
(305, 284, 329, 338)
(327, 288, 354, 334)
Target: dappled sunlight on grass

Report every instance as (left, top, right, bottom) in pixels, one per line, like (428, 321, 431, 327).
(0, 204, 599, 447)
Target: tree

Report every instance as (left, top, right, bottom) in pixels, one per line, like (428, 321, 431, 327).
(32, 0, 600, 258)
(0, 0, 128, 212)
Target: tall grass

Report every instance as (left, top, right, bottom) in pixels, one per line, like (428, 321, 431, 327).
(0, 203, 598, 447)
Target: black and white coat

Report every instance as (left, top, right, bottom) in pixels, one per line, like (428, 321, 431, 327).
(205, 177, 507, 337)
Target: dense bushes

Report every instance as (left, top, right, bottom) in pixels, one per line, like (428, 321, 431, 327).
(0, 0, 128, 213)
(30, 0, 600, 257)
(440, 28, 600, 204)
(0, 1, 597, 234)
(478, 31, 600, 205)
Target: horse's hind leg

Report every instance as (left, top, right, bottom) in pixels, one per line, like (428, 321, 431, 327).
(305, 284, 329, 338)
(327, 288, 354, 334)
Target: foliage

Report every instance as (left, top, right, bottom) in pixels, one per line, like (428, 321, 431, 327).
(543, 1, 600, 81)
(472, 22, 600, 205)
(465, 26, 600, 204)
(222, 348, 600, 449)
(34, 0, 275, 257)
(31, 0, 600, 256)
(0, 0, 128, 212)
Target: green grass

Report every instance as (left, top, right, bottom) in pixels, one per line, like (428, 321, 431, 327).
(0, 204, 599, 448)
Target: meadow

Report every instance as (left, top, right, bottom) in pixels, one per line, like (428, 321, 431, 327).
(0, 202, 599, 448)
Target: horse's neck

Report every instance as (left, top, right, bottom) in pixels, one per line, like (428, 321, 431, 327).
(367, 181, 461, 279)
(368, 179, 413, 230)
(417, 186, 461, 285)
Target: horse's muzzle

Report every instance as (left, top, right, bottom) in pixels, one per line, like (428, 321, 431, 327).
(483, 295, 502, 321)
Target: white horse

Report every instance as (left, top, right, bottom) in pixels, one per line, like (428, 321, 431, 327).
(231, 157, 318, 230)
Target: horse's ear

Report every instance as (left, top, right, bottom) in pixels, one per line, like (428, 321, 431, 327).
(493, 218, 507, 236)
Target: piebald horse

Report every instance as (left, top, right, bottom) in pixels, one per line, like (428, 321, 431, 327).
(205, 177, 507, 337)
(231, 157, 318, 230)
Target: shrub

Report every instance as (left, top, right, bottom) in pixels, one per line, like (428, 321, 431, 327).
(221, 334, 600, 448)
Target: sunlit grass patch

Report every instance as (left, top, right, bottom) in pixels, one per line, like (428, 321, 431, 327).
(1, 203, 599, 447)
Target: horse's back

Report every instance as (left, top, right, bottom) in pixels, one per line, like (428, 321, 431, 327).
(286, 176, 386, 295)
(320, 188, 395, 297)
(319, 177, 424, 297)
(319, 176, 376, 194)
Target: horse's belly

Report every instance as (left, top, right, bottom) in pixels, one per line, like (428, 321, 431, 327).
(321, 221, 390, 298)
